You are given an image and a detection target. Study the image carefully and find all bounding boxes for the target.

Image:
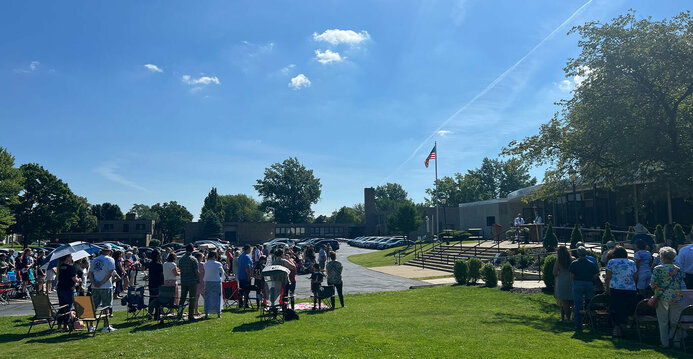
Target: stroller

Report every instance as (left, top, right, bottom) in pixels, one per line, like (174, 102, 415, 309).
(121, 286, 147, 320)
(261, 265, 290, 323)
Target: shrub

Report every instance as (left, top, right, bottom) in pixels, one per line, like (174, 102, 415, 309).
(601, 222, 614, 244)
(518, 254, 532, 269)
(570, 224, 583, 249)
(504, 250, 517, 267)
(467, 258, 483, 284)
(654, 224, 664, 244)
(500, 263, 514, 289)
(482, 263, 498, 288)
(543, 254, 557, 289)
(543, 223, 558, 251)
(586, 249, 601, 269)
(626, 226, 634, 243)
(673, 224, 685, 248)
(454, 260, 468, 285)
(149, 239, 161, 247)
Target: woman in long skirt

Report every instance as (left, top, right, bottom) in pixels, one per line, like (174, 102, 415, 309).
(204, 251, 225, 318)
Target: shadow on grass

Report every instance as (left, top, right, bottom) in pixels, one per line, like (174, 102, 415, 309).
(26, 332, 89, 344)
(232, 320, 281, 332)
(0, 332, 43, 344)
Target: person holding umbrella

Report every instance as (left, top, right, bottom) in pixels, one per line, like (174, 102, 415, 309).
(56, 254, 81, 331)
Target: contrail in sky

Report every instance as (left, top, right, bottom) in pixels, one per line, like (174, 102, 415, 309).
(381, 0, 593, 184)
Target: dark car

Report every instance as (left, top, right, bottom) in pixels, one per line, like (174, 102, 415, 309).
(162, 243, 185, 251)
(312, 239, 339, 251)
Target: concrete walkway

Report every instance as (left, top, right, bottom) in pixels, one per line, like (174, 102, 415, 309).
(368, 265, 452, 279)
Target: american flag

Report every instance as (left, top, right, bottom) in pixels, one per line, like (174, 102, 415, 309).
(424, 145, 436, 168)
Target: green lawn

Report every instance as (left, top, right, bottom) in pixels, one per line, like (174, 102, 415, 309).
(347, 243, 435, 267)
(1, 286, 685, 358)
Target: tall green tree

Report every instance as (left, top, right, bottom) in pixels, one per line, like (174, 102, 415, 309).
(375, 183, 410, 213)
(201, 187, 225, 220)
(128, 204, 160, 222)
(254, 157, 322, 223)
(0, 148, 23, 237)
(328, 206, 362, 224)
(218, 194, 264, 222)
(200, 211, 223, 239)
(11, 163, 79, 246)
(504, 11, 693, 197)
(70, 196, 97, 233)
(91, 202, 124, 220)
(152, 201, 193, 243)
(386, 203, 423, 240)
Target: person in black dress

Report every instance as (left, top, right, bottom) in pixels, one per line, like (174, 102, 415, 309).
(57, 254, 81, 331)
(148, 249, 164, 319)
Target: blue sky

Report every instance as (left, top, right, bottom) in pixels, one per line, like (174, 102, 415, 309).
(0, 1, 688, 219)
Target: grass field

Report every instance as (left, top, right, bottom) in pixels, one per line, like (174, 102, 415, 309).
(1, 285, 686, 358)
(346, 243, 435, 268)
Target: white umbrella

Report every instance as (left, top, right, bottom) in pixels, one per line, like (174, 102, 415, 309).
(41, 242, 100, 270)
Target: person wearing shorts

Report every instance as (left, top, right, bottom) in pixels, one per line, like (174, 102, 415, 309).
(89, 247, 117, 332)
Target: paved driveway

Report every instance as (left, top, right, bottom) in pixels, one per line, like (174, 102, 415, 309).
(0, 245, 420, 317)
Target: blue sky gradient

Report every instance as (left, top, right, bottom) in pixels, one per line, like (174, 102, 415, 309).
(0, 1, 688, 219)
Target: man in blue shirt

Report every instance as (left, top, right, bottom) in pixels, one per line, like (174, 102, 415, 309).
(675, 242, 693, 289)
(237, 245, 253, 308)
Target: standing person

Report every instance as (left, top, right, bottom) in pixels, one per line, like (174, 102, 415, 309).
(45, 264, 56, 292)
(553, 246, 573, 322)
(237, 245, 253, 309)
(601, 241, 616, 266)
(203, 251, 224, 318)
(147, 250, 164, 319)
(88, 247, 117, 332)
(674, 240, 693, 288)
(318, 245, 327, 272)
(35, 250, 46, 292)
(252, 256, 267, 307)
(193, 252, 205, 317)
(73, 258, 89, 296)
(113, 251, 125, 299)
(513, 213, 525, 226)
(325, 251, 344, 308)
(232, 249, 241, 277)
(651, 246, 685, 348)
(605, 246, 638, 337)
(633, 239, 653, 296)
(569, 246, 599, 332)
(310, 263, 324, 308)
(162, 253, 180, 306)
(56, 254, 80, 331)
(177, 244, 199, 321)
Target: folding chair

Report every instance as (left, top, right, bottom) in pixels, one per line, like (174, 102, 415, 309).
(586, 293, 610, 330)
(311, 285, 335, 311)
(27, 292, 70, 334)
(122, 286, 148, 321)
(674, 305, 693, 352)
(222, 280, 239, 309)
(73, 295, 111, 336)
(156, 286, 180, 324)
(633, 299, 658, 341)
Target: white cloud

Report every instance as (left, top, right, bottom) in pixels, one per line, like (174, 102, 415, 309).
(289, 74, 311, 90)
(557, 66, 592, 92)
(313, 29, 370, 46)
(181, 75, 221, 86)
(95, 161, 147, 191)
(314, 49, 344, 64)
(281, 64, 296, 75)
(558, 79, 573, 91)
(14, 61, 40, 73)
(437, 130, 452, 137)
(144, 64, 163, 72)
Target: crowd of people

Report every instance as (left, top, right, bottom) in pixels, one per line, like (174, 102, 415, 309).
(552, 238, 692, 348)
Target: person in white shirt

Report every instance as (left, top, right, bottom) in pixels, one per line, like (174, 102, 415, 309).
(162, 253, 180, 305)
(203, 252, 225, 318)
(675, 242, 693, 289)
(88, 247, 117, 332)
(514, 213, 525, 226)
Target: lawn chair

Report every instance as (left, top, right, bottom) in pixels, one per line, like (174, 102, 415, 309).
(312, 285, 335, 311)
(27, 292, 70, 334)
(156, 285, 180, 324)
(586, 293, 610, 330)
(122, 286, 147, 321)
(222, 280, 239, 308)
(673, 305, 693, 352)
(72, 295, 110, 336)
(633, 299, 658, 342)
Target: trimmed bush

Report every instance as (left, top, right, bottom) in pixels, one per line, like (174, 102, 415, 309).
(673, 223, 685, 248)
(482, 263, 498, 288)
(467, 258, 483, 284)
(543, 223, 558, 251)
(570, 224, 583, 249)
(500, 263, 514, 289)
(454, 260, 468, 285)
(601, 222, 614, 244)
(149, 239, 161, 247)
(504, 250, 517, 267)
(654, 224, 664, 244)
(543, 254, 557, 289)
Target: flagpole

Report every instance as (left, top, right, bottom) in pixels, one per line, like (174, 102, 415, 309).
(435, 141, 439, 238)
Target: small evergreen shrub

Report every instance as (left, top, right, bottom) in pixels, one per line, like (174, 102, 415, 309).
(467, 258, 483, 284)
(500, 263, 515, 289)
(601, 222, 614, 244)
(673, 224, 685, 248)
(654, 224, 664, 244)
(149, 239, 161, 247)
(543, 254, 557, 289)
(454, 260, 468, 285)
(504, 250, 517, 267)
(482, 263, 498, 288)
(570, 224, 583, 249)
(543, 223, 558, 251)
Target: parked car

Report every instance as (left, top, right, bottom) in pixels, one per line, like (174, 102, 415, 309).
(378, 239, 407, 250)
(162, 243, 185, 251)
(312, 239, 339, 251)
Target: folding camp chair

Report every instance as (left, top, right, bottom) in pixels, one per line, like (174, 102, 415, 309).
(156, 286, 180, 324)
(122, 286, 148, 321)
(586, 293, 610, 330)
(73, 295, 111, 336)
(633, 299, 658, 342)
(674, 305, 693, 352)
(222, 280, 239, 309)
(27, 292, 70, 334)
(312, 285, 335, 311)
